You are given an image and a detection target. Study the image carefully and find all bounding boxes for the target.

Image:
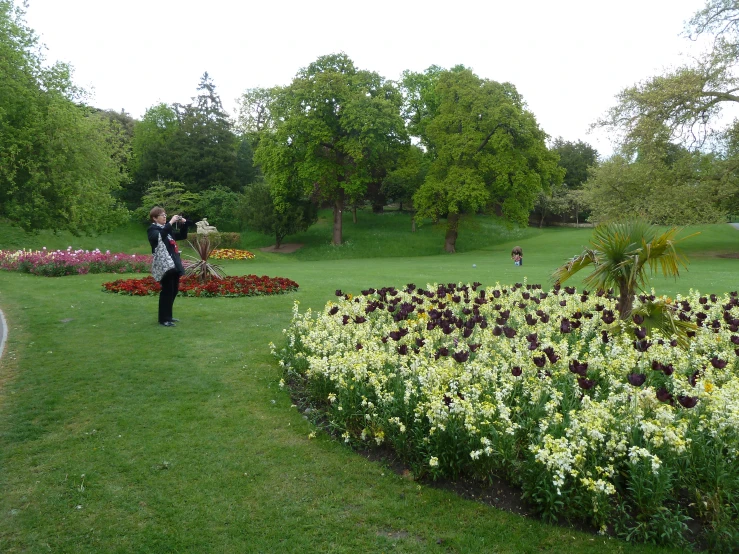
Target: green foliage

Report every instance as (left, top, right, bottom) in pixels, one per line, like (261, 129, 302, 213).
(186, 231, 241, 249)
(241, 180, 317, 248)
(582, 148, 732, 225)
(0, 1, 128, 234)
(255, 53, 408, 245)
(196, 185, 242, 231)
(552, 219, 694, 319)
(134, 180, 200, 223)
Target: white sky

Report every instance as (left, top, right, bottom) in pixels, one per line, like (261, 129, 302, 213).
(24, 0, 706, 156)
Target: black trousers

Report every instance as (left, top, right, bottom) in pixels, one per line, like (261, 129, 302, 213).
(159, 271, 180, 323)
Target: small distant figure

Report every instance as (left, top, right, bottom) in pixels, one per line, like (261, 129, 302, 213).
(511, 246, 523, 266)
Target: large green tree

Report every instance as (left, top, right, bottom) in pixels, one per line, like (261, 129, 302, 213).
(533, 138, 598, 226)
(0, 0, 128, 233)
(409, 68, 563, 252)
(255, 53, 408, 245)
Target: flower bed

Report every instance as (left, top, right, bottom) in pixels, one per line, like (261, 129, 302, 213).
(209, 248, 255, 260)
(0, 247, 151, 276)
(102, 274, 298, 297)
(275, 281, 739, 548)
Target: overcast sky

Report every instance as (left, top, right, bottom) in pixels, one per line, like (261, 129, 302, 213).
(24, 0, 706, 156)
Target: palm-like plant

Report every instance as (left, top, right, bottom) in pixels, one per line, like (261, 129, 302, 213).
(552, 220, 695, 320)
(184, 234, 226, 282)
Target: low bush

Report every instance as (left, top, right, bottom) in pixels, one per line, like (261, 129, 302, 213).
(186, 232, 241, 249)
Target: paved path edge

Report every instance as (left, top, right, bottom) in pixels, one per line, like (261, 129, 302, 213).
(0, 307, 6, 361)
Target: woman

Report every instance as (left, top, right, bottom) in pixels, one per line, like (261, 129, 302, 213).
(147, 207, 189, 327)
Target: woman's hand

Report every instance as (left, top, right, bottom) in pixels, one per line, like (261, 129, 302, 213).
(169, 215, 186, 225)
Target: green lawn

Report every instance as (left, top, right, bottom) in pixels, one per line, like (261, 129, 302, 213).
(0, 214, 737, 553)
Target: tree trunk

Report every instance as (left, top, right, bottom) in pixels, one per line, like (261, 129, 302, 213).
(444, 213, 459, 253)
(332, 189, 344, 245)
(411, 216, 416, 233)
(617, 280, 634, 320)
(352, 206, 357, 224)
(539, 211, 545, 229)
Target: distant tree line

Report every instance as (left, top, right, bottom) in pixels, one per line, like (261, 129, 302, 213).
(3, 0, 738, 249)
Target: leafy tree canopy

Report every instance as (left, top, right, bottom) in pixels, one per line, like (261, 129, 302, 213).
(0, 0, 128, 233)
(410, 68, 563, 252)
(254, 53, 408, 245)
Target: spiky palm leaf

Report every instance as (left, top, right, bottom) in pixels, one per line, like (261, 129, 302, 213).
(552, 220, 696, 319)
(184, 234, 226, 282)
(631, 298, 697, 349)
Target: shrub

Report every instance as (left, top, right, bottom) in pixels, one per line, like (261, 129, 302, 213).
(187, 232, 240, 249)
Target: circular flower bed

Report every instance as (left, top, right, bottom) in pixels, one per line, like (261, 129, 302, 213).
(102, 274, 298, 297)
(210, 248, 255, 260)
(276, 281, 739, 547)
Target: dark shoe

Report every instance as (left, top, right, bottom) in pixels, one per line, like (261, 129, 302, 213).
(159, 321, 176, 327)
(169, 318, 180, 322)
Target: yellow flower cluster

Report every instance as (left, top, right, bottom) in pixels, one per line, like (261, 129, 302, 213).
(209, 248, 255, 260)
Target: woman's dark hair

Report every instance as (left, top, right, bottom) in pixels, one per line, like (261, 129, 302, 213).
(511, 246, 523, 256)
(149, 206, 165, 222)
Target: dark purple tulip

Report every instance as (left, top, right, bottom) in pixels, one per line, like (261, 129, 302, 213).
(670, 339, 678, 347)
(468, 343, 481, 352)
(677, 395, 698, 409)
(627, 373, 646, 387)
(492, 326, 503, 337)
(342, 315, 351, 325)
(503, 326, 516, 339)
(533, 356, 546, 368)
(699, 296, 708, 305)
(565, 286, 576, 294)
(602, 311, 615, 324)
(633, 340, 652, 352)
(452, 295, 461, 303)
(632, 314, 644, 325)
(437, 347, 449, 357)
(656, 387, 673, 403)
(634, 327, 647, 340)
(689, 370, 700, 387)
(594, 303, 605, 311)
(543, 347, 560, 364)
(452, 350, 469, 363)
(335, 289, 343, 297)
(540, 314, 550, 324)
(462, 327, 473, 338)
(731, 335, 739, 345)
(710, 357, 727, 369)
(397, 345, 408, 355)
(651, 360, 663, 371)
(526, 314, 538, 325)
(569, 360, 588, 376)
(511, 366, 522, 376)
(526, 332, 538, 343)
(356, 343, 363, 350)
(381, 336, 388, 344)
(328, 306, 339, 315)
(442, 326, 454, 335)
(735, 348, 739, 356)
(560, 319, 572, 333)
(601, 331, 610, 344)
(354, 316, 366, 324)
(662, 363, 674, 376)
(415, 337, 425, 347)
(492, 290, 501, 298)
(578, 378, 596, 390)
(559, 300, 567, 307)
